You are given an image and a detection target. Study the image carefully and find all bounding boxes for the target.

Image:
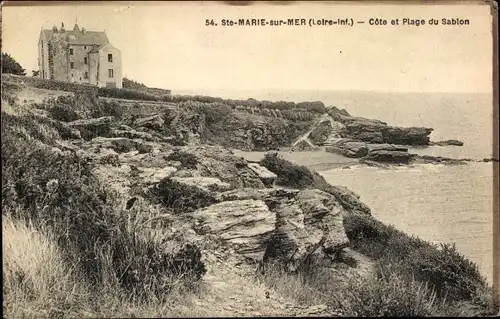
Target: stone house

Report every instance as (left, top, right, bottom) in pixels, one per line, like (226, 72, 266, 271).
(38, 22, 123, 88)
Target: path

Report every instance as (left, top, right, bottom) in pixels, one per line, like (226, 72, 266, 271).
(291, 113, 343, 149)
(188, 252, 338, 317)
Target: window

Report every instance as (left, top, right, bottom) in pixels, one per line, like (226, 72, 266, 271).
(108, 69, 114, 78)
(70, 48, 73, 55)
(108, 54, 113, 62)
(70, 62, 74, 69)
(84, 57, 88, 65)
(84, 72, 89, 79)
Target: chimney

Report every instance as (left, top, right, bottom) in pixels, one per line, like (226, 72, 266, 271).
(60, 22, 65, 32)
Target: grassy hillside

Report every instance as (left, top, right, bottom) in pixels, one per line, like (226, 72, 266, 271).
(1, 78, 498, 318)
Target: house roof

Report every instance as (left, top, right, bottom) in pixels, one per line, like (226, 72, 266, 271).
(40, 24, 110, 46)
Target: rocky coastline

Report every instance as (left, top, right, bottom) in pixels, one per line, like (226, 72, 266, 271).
(2, 77, 497, 317)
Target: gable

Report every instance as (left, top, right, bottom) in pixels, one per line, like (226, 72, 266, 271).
(41, 29, 110, 46)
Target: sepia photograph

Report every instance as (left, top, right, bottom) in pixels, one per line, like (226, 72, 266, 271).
(1, 1, 499, 317)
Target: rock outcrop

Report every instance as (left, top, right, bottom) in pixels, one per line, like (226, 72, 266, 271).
(247, 163, 277, 188)
(263, 189, 349, 271)
(193, 199, 276, 261)
(326, 140, 369, 158)
(65, 116, 115, 140)
(326, 139, 417, 165)
(16, 90, 377, 278)
(341, 121, 433, 145)
(133, 113, 165, 131)
(324, 106, 438, 147)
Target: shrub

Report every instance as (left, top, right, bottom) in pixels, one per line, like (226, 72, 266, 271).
(296, 101, 327, 113)
(40, 93, 123, 122)
(122, 77, 148, 90)
(33, 78, 98, 95)
(178, 101, 232, 125)
(97, 87, 158, 101)
(1, 112, 69, 146)
(2, 131, 116, 284)
(166, 150, 199, 169)
(344, 212, 493, 308)
(259, 261, 441, 317)
(339, 271, 439, 317)
(401, 243, 487, 302)
(43, 96, 81, 122)
(343, 212, 428, 263)
(1, 81, 22, 106)
(90, 99, 124, 119)
(260, 152, 333, 191)
(153, 178, 217, 213)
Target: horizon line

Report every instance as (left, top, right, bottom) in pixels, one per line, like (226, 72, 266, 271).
(169, 88, 494, 95)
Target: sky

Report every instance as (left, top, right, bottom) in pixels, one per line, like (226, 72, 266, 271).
(1, 1, 494, 93)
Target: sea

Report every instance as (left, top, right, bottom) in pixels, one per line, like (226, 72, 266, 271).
(178, 89, 495, 284)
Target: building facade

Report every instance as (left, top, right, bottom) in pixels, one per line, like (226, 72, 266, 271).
(38, 23, 123, 88)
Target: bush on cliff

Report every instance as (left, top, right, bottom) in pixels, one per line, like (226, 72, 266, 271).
(259, 152, 497, 316)
(175, 100, 312, 151)
(166, 150, 199, 169)
(259, 260, 440, 316)
(97, 86, 159, 102)
(1, 112, 76, 145)
(90, 99, 124, 119)
(153, 178, 218, 213)
(343, 212, 497, 314)
(42, 95, 82, 122)
(41, 93, 125, 122)
(260, 204, 497, 316)
(163, 94, 326, 114)
(260, 152, 333, 192)
(33, 78, 99, 95)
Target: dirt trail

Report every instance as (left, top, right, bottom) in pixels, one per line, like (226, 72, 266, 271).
(192, 255, 334, 317)
(291, 113, 340, 149)
(188, 248, 374, 317)
(194, 261, 294, 317)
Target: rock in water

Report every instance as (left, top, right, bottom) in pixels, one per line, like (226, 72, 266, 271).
(430, 139, 464, 146)
(366, 143, 408, 152)
(364, 150, 417, 164)
(193, 199, 276, 261)
(326, 141, 369, 158)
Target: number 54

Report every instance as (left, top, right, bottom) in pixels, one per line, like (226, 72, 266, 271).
(206, 19, 215, 26)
